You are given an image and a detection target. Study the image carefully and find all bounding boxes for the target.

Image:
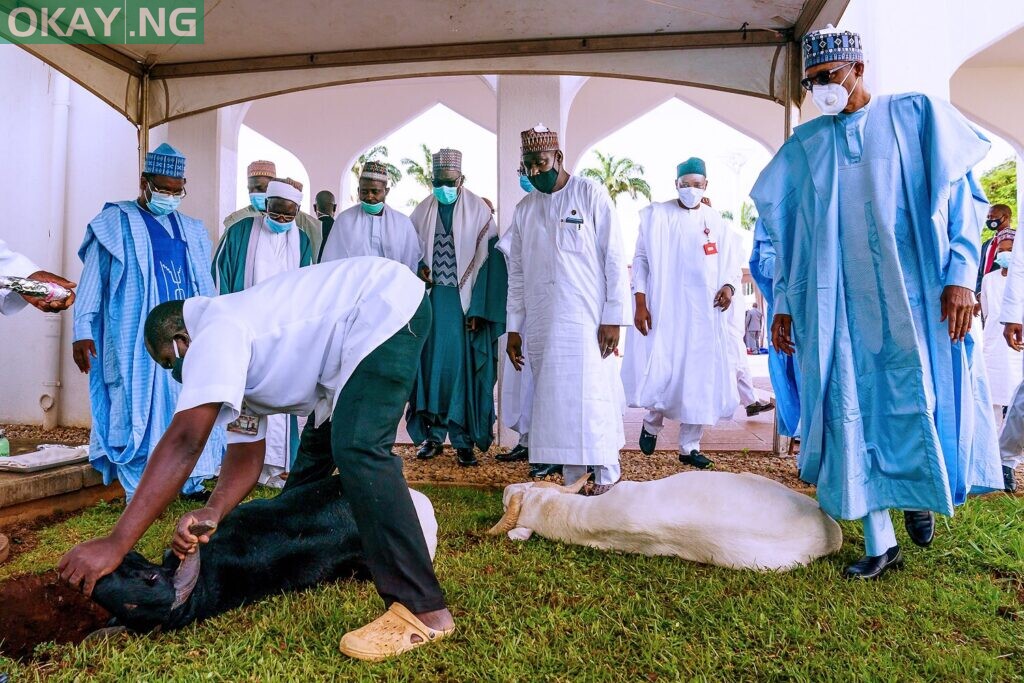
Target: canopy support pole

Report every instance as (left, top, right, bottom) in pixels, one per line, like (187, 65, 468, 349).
(774, 40, 799, 457)
(137, 70, 150, 174)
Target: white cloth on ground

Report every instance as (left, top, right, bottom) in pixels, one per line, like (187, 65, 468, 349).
(319, 205, 421, 271)
(505, 175, 630, 466)
(176, 258, 425, 441)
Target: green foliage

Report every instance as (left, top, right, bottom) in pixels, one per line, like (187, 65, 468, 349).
(4, 486, 1024, 681)
(720, 210, 735, 221)
(980, 158, 1017, 228)
(402, 143, 435, 193)
(740, 201, 758, 231)
(579, 150, 652, 205)
(350, 145, 403, 189)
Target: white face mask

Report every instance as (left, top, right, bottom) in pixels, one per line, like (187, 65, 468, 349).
(811, 67, 858, 116)
(677, 186, 705, 209)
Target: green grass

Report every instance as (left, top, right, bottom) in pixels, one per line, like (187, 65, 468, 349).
(3, 487, 1024, 682)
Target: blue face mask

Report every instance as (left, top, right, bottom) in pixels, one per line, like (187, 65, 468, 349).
(361, 201, 385, 215)
(265, 216, 295, 234)
(433, 185, 459, 205)
(147, 187, 182, 216)
(996, 252, 1013, 270)
(249, 192, 268, 211)
(519, 175, 534, 193)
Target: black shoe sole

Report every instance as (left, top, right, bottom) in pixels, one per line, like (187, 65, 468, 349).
(844, 558, 905, 580)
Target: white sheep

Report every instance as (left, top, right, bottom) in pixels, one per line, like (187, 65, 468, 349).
(488, 472, 843, 571)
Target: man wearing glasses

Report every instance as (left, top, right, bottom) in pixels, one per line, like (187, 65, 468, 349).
(751, 26, 1002, 580)
(72, 142, 224, 502)
(406, 149, 507, 467)
(212, 178, 315, 487)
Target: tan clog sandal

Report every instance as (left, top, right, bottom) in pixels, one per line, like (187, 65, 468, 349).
(339, 603, 454, 661)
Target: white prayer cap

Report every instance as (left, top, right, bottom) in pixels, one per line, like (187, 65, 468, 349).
(266, 179, 302, 205)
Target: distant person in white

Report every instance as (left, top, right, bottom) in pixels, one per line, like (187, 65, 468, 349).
(319, 160, 423, 273)
(997, 227, 1024, 494)
(0, 238, 76, 314)
(58, 258, 455, 661)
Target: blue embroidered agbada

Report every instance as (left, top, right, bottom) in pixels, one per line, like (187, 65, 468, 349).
(750, 94, 1003, 521)
(73, 201, 225, 499)
(749, 219, 801, 437)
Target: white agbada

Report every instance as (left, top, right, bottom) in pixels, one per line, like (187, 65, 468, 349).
(409, 188, 497, 313)
(496, 231, 533, 440)
(319, 204, 422, 272)
(0, 238, 40, 315)
(241, 217, 303, 482)
(622, 201, 742, 425)
(982, 269, 1023, 406)
(505, 175, 630, 466)
(176, 258, 425, 441)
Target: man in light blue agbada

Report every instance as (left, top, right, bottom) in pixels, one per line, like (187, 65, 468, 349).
(750, 26, 1003, 579)
(72, 143, 225, 501)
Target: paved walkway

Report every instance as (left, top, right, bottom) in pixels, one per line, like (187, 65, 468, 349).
(396, 354, 780, 453)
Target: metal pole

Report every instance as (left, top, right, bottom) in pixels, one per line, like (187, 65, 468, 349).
(137, 71, 150, 174)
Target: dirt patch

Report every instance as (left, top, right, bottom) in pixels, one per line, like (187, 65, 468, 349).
(0, 572, 110, 661)
(0, 424, 89, 446)
(397, 445, 809, 490)
(0, 508, 102, 565)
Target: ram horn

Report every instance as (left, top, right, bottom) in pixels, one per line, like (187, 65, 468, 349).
(486, 491, 524, 536)
(171, 520, 216, 609)
(532, 473, 591, 494)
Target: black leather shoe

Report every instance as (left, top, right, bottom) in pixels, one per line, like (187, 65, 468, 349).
(179, 489, 212, 504)
(456, 448, 479, 467)
(529, 463, 563, 478)
(745, 398, 776, 417)
(416, 440, 443, 460)
(1004, 465, 1018, 494)
(844, 545, 904, 580)
(679, 450, 714, 469)
(639, 427, 658, 455)
(903, 510, 935, 547)
(496, 444, 529, 462)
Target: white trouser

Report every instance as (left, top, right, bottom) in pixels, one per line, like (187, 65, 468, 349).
(644, 411, 704, 453)
(861, 509, 897, 556)
(563, 463, 621, 486)
(999, 381, 1024, 468)
(736, 361, 758, 406)
(258, 464, 287, 489)
(518, 431, 529, 447)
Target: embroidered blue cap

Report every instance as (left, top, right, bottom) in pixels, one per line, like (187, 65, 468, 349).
(803, 24, 863, 70)
(144, 142, 186, 178)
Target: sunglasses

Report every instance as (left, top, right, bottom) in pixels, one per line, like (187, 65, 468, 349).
(800, 62, 854, 91)
(431, 177, 462, 188)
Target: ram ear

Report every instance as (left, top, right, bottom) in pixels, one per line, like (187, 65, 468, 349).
(486, 491, 524, 536)
(170, 552, 201, 610)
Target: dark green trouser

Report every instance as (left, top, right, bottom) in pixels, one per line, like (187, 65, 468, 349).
(284, 295, 445, 612)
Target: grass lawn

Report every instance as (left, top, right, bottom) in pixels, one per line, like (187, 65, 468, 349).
(2, 486, 1024, 682)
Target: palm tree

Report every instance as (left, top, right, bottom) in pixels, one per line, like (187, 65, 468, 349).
(402, 144, 434, 193)
(350, 145, 403, 187)
(579, 150, 652, 205)
(740, 201, 758, 231)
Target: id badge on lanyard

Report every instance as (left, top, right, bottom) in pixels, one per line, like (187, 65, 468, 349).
(703, 222, 717, 256)
(227, 403, 260, 436)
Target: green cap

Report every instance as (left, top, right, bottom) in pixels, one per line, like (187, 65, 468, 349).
(676, 157, 706, 178)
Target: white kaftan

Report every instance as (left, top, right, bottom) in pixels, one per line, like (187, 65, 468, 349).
(622, 201, 742, 426)
(319, 204, 422, 272)
(505, 175, 630, 466)
(982, 270, 1023, 406)
(176, 258, 425, 439)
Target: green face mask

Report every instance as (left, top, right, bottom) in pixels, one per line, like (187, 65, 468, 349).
(528, 166, 559, 194)
(361, 201, 385, 215)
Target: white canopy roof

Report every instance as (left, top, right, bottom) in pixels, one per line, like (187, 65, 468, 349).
(10, 0, 848, 127)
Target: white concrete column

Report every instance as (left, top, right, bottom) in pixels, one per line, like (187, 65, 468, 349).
(165, 110, 234, 243)
(494, 75, 568, 447)
(496, 76, 565, 234)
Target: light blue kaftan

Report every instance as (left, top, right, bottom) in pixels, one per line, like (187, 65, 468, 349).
(750, 219, 800, 437)
(74, 201, 225, 500)
(750, 94, 1003, 521)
